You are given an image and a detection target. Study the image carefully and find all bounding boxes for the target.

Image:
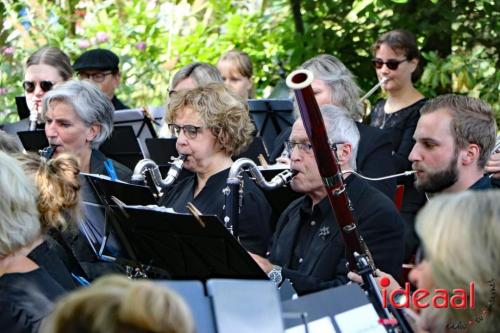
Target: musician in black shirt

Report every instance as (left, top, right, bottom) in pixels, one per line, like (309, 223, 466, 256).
(251, 106, 404, 295)
(159, 83, 273, 256)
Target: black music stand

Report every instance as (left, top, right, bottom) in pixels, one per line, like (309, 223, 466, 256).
(81, 173, 157, 206)
(145, 137, 178, 165)
(110, 205, 268, 280)
(17, 130, 49, 152)
(234, 136, 269, 163)
(113, 108, 158, 156)
(248, 99, 295, 152)
(99, 126, 144, 170)
(16, 96, 31, 120)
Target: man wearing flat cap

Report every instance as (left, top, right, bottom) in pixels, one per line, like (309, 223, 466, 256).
(73, 48, 130, 110)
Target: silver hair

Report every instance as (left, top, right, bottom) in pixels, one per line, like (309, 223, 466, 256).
(171, 62, 223, 90)
(41, 80, 114, 148)
(302, 54, 363, 121)
(321, 104, 360, 170)
(0, 151, 40, 256)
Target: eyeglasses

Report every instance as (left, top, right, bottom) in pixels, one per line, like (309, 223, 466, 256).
(168, 123, 203, 140)
(285, 141, 313, 155)
(23, 80, 55, 93)
(372, 58, 408, 70)
(284, 140, 345, 155)
(77, 71, 113, 83)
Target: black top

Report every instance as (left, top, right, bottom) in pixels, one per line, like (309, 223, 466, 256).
(158, 168, 274, 256)
(371, 98, 427, 173)
(90, 149, 133, 182)
(27, 239, 78, 291)
(371, 98, 428, 214)
(111, 95, 129, 111)
(469, 175, 493, 190)
(268, 123, 396, 200)
(0, 268, 66, 333)
(268, 175, 404, 295)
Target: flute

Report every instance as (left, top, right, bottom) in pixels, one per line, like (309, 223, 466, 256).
(359, 77, 389, 103)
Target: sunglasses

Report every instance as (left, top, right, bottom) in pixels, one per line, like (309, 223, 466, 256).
(371, 58, 408, 70)
(23, 80, 55, 93)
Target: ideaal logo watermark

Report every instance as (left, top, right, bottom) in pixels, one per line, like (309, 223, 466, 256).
(379, 277, 496, 330)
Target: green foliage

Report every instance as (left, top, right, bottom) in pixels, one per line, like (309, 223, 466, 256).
(0, 0, 498, 125)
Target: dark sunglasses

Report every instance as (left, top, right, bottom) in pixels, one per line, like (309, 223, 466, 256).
(23, 80, 55, 93)
(372, 58, 408, 70)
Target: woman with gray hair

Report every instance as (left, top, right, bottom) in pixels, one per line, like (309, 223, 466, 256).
(0, 151, 67, 333)
(271, 54, 396, 200)
(42, 80, 131, 180)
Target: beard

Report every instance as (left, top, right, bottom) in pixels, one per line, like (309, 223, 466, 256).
(414, 153, 459, 193)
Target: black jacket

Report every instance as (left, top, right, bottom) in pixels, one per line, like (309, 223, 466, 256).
(268, 175, 404, 295)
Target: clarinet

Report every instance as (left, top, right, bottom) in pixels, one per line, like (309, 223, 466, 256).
(287, 69, 414, 333)
(39, 146, 56, 160)
(223, 158, 296, 237)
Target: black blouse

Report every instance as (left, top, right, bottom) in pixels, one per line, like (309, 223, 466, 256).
(370, 98, 428, 213)
(159, 168, 274, 255)
(0, 268, 66, 333)
(371, 98, 427, 172)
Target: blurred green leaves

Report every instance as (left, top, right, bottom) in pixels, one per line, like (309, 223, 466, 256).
(0, 0, 498, 125)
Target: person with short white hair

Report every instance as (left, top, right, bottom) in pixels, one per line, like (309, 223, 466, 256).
(0, 151, 67, 333)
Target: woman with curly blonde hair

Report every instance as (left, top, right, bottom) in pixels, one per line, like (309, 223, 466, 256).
(159, 83, 273, 255)
(15, 152, 87, 290)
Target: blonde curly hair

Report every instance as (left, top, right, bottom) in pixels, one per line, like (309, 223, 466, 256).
(15, 152, 81, 232)
(166, 82, 255, 156)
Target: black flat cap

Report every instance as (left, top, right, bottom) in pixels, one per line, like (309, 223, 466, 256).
(73, 49, 119, 71)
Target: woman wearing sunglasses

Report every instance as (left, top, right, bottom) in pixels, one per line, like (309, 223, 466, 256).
(24, 46, 73, 128)
(370, 30, 428, 262)
(158, 83, 273, 256)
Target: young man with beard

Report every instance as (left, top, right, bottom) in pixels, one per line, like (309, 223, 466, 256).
(250, 105, 404, 296)
(409, 94, 497, 194)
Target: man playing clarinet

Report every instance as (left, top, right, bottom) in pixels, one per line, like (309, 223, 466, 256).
(250, 105, 404, 295)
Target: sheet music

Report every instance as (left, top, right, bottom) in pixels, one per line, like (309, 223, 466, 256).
(334, 304, 386, 333)
(286, 316, 336, 333)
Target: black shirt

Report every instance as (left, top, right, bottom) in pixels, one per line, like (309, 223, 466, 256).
(27, 239, 78, 291)
(0, 268, 66, 333)
(371, 98, 428, 214)
(269, 175, 404, 295)
(159, 168, 274, 255)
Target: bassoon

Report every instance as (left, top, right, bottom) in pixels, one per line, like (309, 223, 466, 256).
(286, 69, 374, 271)
(286, 69, 413, 333)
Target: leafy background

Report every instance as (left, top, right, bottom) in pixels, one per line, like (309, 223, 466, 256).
(1, 0, 498, 125)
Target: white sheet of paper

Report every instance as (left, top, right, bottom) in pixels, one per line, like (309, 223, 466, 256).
(285, 316, 336, 333)
(334, 304, 386, 333)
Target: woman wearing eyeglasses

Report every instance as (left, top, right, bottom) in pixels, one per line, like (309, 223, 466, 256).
(42, 80, 132, 181)
(370, 30, 428, 262)
(158, 83, 273, 256)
